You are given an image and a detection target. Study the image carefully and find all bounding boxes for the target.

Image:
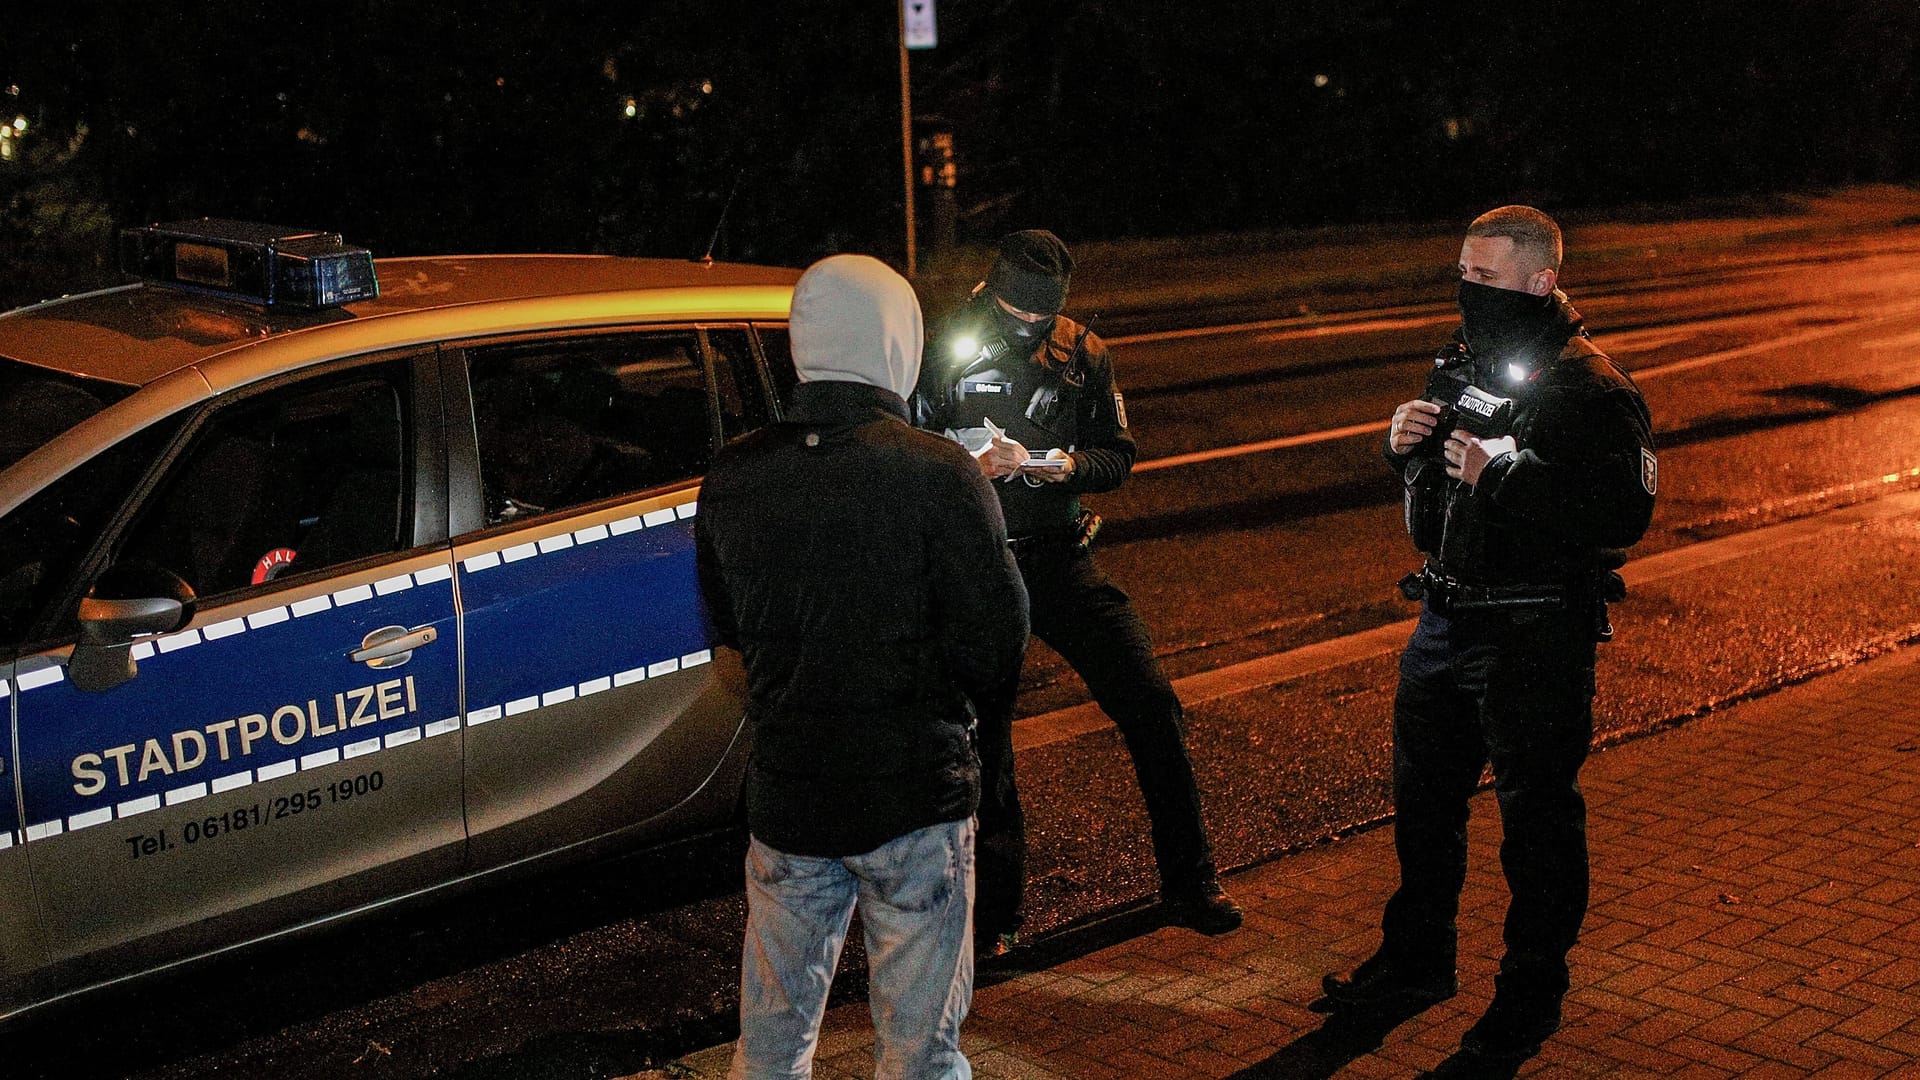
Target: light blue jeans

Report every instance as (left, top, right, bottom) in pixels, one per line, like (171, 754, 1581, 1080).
(731, 818, 975, 1080)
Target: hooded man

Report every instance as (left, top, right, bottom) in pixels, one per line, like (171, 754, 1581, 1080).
(697, 254, 1029, 1080)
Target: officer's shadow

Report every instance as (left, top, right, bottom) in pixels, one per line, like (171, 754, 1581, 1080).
(1223, 997, 1524, 1080)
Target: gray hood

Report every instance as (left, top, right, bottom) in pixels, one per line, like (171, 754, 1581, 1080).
(788, 254, 923, 399)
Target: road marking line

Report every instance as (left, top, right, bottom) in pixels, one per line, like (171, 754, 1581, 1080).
(1135, 420, 1387, 473)
(1630, 304, 1920, 381)
(1132, 304, 1920, 475)
(1248, 313, 1457, 345)
(1862, 330, 1920, 351)
(1012, 485, 1920, 752)
(1599, 326, 1700, 354)
(1109, 304, 1454, 346)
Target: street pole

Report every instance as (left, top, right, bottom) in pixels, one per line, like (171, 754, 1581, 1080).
(898, 1, 918, 277)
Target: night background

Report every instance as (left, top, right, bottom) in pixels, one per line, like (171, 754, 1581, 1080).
(9, 6, 1920, 1077)
(2, 1, 1916, 307)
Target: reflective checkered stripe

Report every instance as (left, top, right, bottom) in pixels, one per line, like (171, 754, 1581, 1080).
(456, 495, 712, 752)
(457, 501, 695, 575)
(8, 498, 712, 846)
(463, 648, 712, 728)
(8, 564, 458, 699)
(0, 680, 12, 849)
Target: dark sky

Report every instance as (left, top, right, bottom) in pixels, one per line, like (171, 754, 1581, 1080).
(0, 0, 1915, 301)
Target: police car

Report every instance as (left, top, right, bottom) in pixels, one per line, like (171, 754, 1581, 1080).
(0, 220, 801, 1020)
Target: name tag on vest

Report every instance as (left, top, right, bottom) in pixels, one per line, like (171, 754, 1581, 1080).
(962, 379, 1012, 395)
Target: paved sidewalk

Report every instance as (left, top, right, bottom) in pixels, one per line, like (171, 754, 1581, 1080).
(653, 643, 1920, 1079)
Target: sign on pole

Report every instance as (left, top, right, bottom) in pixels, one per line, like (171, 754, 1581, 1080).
(904, 0, 936, 49)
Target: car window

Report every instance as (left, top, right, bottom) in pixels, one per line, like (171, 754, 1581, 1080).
(0, 359, 139, 472)
(115, 367, 411, 600)
(705, 328, 770, 439)
(0, 419, 184, 649)
(467, 332, 714, 526)
(756, 326, 797, 413)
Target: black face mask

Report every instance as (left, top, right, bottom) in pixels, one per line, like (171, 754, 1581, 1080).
(988, 301, 1054, 345)
(1458, 279, 1553, 362)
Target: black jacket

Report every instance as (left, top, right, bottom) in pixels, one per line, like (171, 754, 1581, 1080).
(696, 380, 1030, 857)
(1390, 293, 1657, 585)
(914, 302, 1135, 538)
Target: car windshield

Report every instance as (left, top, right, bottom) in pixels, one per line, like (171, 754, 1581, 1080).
(0, 357, 139, 472)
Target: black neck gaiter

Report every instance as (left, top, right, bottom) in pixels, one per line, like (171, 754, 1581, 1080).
(989, 302, 1054, 345)
(1458, 279, 1555, 363)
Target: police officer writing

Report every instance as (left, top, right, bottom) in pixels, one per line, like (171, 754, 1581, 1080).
(1322, 206, 1656, 1064)
(914, 230, 1241, 950)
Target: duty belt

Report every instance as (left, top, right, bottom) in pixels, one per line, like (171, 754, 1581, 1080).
(1008, 510, 1102, 556)
(1399, 566, 1568, 615)
(1006, 529, 1071, 556)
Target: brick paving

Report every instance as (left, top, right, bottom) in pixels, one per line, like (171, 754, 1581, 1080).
(655, 645, 1920, 1078)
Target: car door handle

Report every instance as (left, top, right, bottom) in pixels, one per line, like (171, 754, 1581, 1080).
(351, 625, 437, 668)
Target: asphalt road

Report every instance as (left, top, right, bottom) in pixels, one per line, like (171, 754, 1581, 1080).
(16, 222, 1920, 1080)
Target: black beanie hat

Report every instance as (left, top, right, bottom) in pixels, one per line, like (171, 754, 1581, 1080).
(986, 229, 1073, 315)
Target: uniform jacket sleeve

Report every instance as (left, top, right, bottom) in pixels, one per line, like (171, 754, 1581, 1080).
(926, 454, 1030, 706)
(912, 308, 971, 432)
(1065, 334, 1137, 493)
(1384, 435, 1418, 481)
(911, 342, 955, 433)
(1475, 373, 1656, 551)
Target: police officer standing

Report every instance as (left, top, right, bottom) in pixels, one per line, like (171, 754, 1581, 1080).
(1322, 207, 1656, 1063)
(915, 230, 1242, 946)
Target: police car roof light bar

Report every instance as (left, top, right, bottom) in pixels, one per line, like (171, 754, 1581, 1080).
(119, 218, 380, 310)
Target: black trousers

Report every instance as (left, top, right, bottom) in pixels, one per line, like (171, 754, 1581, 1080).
(974, 542, 1218, 936)
(1379, 601, 1597, 994)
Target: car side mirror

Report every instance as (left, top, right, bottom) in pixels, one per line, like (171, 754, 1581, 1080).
(68, 566, 196, 693)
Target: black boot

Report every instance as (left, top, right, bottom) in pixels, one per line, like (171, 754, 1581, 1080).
(1161, 879, 1244, 935)
(1461, 982, 1563, 1061)
(1321, 948, 1457, 1010)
